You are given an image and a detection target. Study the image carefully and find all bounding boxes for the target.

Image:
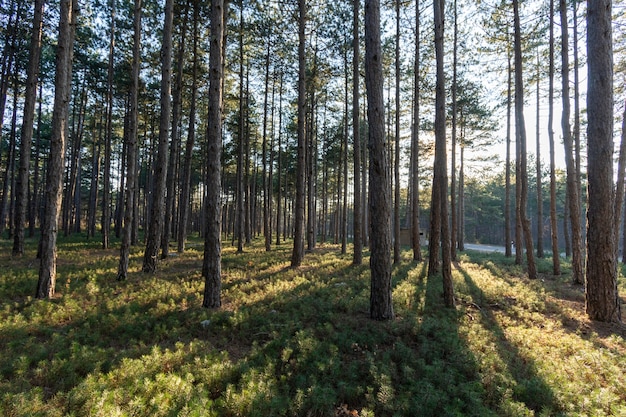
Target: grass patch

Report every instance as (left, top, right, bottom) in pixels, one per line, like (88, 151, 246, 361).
(1, 238, 625, 416)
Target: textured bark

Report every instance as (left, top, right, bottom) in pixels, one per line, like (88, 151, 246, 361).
(261, 33, 272, 252)
(513, 0, 537, 280)
(163, 2, 189, 259)
(143, 0, 173, 273)
(117, 0, 142, 281)
(560, 0, 584, 285)
(548, 0, 560, 275)
(177, 1, 198, 254)
(36, 0, 76, 299)
(202, 0, 225, 308)
(450, 0, 457, 261)
(505, 42, 512, 258)
(365, 0, 393, 320)
(429, 0, 454, 307)
(410, 0, 422, 263)
(585, 0, 620, 322)
(535, 52, 543, 258)
(352, 0, 362, 265)
(393, 0, 401, 264)
(290, 0, 306, 267)
(102, 0, 115, 250)
(13, 0, 44, 255)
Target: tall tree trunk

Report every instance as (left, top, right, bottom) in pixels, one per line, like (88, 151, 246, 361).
(560, 0, 584, 285)
(276, 70, 284, 246)
(291, 0, 306, 267)
(262, 31, 272, 252)
(102, 0, 115, 249)
(392, 0, 401, 264)
(513, 0, 537, 279)
(585, 0, 620, 322)
(353, 0, 362, 265)
(143, 0, 173, 273)
(450, 0, 457, 261)
(13, 0, 44, 254)
(202, 0, 225, 309)
(235, 0, 245, 253)
(163, 1, 189, 259)
(178, 0, 198, 254)
(535, 52, 543, 258)
(36, 0, 76, 298)
(505, 40, 512, 258)
(411, 0, 422, 262)
(548, 0, 560, 275)
(429, 0, 454, 308)
(1, 68, 19, 238)
(117, 0, 141, 281)
(365, 0, 394, 320)
(29, 82, 44, 237)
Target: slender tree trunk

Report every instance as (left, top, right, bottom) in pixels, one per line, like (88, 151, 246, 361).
(163, 2, 189, 259)
(450, 0, 457, 261)
(585, 0, 620, 322)
(393, 0, 401, 264)
(202, 0, 225, 309)
(36, 0, 76, 299)
(235, 1, 245, 253)
(548, 0, 560, 274)
(291, 0, 306, 267)
(102, 0, 115, 249)
(429, 0, 455, 307)
(535, 52, 543, 258)
(353, 0, 362, 265)
(30, 83, 44, 237)
(177, 1, 198, 254)
(143, 0, 173, 273)
(411, 0, 422, 262)
(513, 0, 537, 280)
(276, 71, 283, 246)
(365, 0, 394, 320)
(505, 40, 512, 258)
(262, 32, 272, 252)
(117, 0, 141, 281)
(560, 0, 584, 285)
(13, 0, 44, 254)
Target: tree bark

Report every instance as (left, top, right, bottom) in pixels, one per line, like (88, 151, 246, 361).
(13, 0, 44, 255)
(202, 0, 225, 309)
(117, 0, 142, 281)
(429, 0, 454, 307)
(177, 0, 198, 254)
(353, 0, 362, 265)
(143, 0, 173, 273)
(585, 0, 620, 322)
(548, 0, 560, 274)
(560, 0, 584, 285)
(291, 0, 306, 267)
(365, 0, 393, 320)
(36, 0, 76, 299)
(411, 0, 422, 262)
(513, 0, 537, 280)
(163, 1, 189, 259)
(393, 0, 401, 264)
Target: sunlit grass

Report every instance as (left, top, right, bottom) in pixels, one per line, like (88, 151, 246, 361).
(1, 237, 625, 416)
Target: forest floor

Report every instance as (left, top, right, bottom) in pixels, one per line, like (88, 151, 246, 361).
(1, 234, 625, 417)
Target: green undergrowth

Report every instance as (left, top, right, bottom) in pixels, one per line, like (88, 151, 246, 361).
(1, 236, 625, 416)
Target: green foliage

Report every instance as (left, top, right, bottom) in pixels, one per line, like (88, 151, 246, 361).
(0, 238, 625, 416)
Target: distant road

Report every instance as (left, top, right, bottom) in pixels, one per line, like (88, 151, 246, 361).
(463, 243, 511, 254)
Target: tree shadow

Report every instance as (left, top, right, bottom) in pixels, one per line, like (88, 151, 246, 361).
(455, 263, 562, 415)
